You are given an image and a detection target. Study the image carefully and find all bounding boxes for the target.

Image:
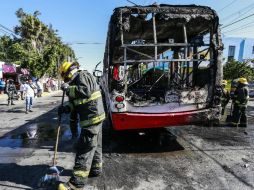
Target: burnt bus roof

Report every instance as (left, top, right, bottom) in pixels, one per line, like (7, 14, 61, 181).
(106, 4, 219, 64)
(110, 4, 219, 40)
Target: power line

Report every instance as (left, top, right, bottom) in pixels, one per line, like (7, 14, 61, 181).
(0, 24, 19, 38)
(0, 28, 13, 36)
(223, 27, 254, 35)
(0, 24, 18, 38)
(126, 0, 140, 6)
(0, 24, 15, 34)
(221, 2, 254, 25)
(221, 13, 254, 29)
(218, 0, 238, 13)
(223, 20, 254, 34)
(67, 42, 104, 45)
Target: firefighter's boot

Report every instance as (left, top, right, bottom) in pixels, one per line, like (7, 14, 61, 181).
(89, 163, 102, 177)
(58, 182, 84, 190)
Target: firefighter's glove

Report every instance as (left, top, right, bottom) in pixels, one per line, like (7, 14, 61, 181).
(58, 105, 71, 115)
(61, 83, 69, 92)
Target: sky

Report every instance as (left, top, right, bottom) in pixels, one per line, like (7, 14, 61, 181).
(0, 0, 254, 72)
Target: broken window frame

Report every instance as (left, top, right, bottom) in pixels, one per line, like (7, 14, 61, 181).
(104, 5, 223, 107)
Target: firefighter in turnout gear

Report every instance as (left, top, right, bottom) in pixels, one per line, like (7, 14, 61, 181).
(58, 61, 105, 190)
(221, 80, 230, 115)
(6, 79, 17, 105)
(231, 77, 249, 127)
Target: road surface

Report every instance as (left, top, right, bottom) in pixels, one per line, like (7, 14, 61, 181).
(0, 92, 253, 190)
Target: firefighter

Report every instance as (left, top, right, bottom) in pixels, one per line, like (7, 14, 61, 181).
(58, 61, 105, 190)
(221, 80, 230, 115)
(69, 109, 79, 139)
(6, 79, 17, 106)
(231, 77, 249, 127)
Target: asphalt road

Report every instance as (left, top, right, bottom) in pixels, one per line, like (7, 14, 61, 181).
(0, 93, 253, 190)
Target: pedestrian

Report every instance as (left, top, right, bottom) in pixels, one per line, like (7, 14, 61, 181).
(231, 77, 249, 127)
(46, 78, 51, 92)
(6, 79, 17, 106)
(58, 61, 105, 190)
(24, 79, 36, 114)
(33, 80, 38, 97)
(35, 79, 43, 97)
(51, 78, 56, 91)
(0, 78, 6, 94)
(20, 82, 26, 100)
(221, 80, 230, 115)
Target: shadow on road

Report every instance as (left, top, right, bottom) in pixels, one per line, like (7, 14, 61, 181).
(0, 163, 71, 190)
(102, 123, 185, 154)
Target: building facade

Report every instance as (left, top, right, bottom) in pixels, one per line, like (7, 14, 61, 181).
(223, 37, 254, 64)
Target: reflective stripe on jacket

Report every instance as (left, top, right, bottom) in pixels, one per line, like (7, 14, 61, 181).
(80, 113, 106, 127)
(67, 70, 105, 127)
(73, 91, 102, 106)
(233, 85, 249, 107)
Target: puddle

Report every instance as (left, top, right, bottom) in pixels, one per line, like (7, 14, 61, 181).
(0, 122, 76, 149)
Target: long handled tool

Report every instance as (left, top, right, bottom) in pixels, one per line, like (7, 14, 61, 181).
(38, 91, 65, 187)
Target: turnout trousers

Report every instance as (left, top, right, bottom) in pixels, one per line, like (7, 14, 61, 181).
(70, 110, 79, 138)
(7, 91, 14, 105)
(69, 122, 102, 188)
(232, 104, 247, 127)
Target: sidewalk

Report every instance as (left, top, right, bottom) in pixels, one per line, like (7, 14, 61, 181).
(0, 90, 61, 104)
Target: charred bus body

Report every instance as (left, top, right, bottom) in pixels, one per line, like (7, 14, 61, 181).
(100, 4, 223, 130)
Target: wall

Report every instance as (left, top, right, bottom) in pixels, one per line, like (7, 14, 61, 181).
(222, 37, 243, 62)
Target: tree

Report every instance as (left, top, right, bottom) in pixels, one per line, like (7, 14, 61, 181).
(223, 59, 254, 81)
(0, 8, 75, 78)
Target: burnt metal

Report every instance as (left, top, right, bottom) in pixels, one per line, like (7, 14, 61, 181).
(102, 4, 222, 122)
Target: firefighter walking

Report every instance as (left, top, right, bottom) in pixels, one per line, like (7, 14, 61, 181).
(231, 77, 249, 127)
(58, 61, 105, 190)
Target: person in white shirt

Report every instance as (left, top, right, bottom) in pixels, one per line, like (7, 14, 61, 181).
(35, 79, 43, 97)
(24, 79, 36, 114)
(19, 82, 26, 100)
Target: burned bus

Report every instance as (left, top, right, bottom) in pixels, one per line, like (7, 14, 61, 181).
(98, 4, 223, 130)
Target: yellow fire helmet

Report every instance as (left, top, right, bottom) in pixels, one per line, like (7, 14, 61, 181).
(59, 61, 79, 82)
(221, 80, 227, 86)
(238, 77, 248, 85)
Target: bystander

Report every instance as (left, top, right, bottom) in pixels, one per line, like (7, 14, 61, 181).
(24, 79, 36, 114)
(0, 78, 6, 94)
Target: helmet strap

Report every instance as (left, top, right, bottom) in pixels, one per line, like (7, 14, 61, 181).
(65, 68, 78, 82)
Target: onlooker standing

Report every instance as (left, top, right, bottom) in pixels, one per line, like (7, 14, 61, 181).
(33, 80, 38, 97)
(0, 78, 6, 94)
(20, 82, 26, 100)
(46, 78, 51, 92)
(36, 79, 43, 97)
(24, 79, 36, 114)
(51, 78, 56, 91)
(6, 79, 17, 106)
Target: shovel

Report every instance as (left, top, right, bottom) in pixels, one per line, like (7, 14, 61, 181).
(38, 91, 65, 187)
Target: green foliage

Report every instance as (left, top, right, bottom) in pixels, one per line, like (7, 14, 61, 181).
(0, 8, 75, 78)
(223, 59, 254, 81)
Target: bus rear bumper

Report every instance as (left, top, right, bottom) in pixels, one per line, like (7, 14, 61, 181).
(111, 108, 220, 130)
